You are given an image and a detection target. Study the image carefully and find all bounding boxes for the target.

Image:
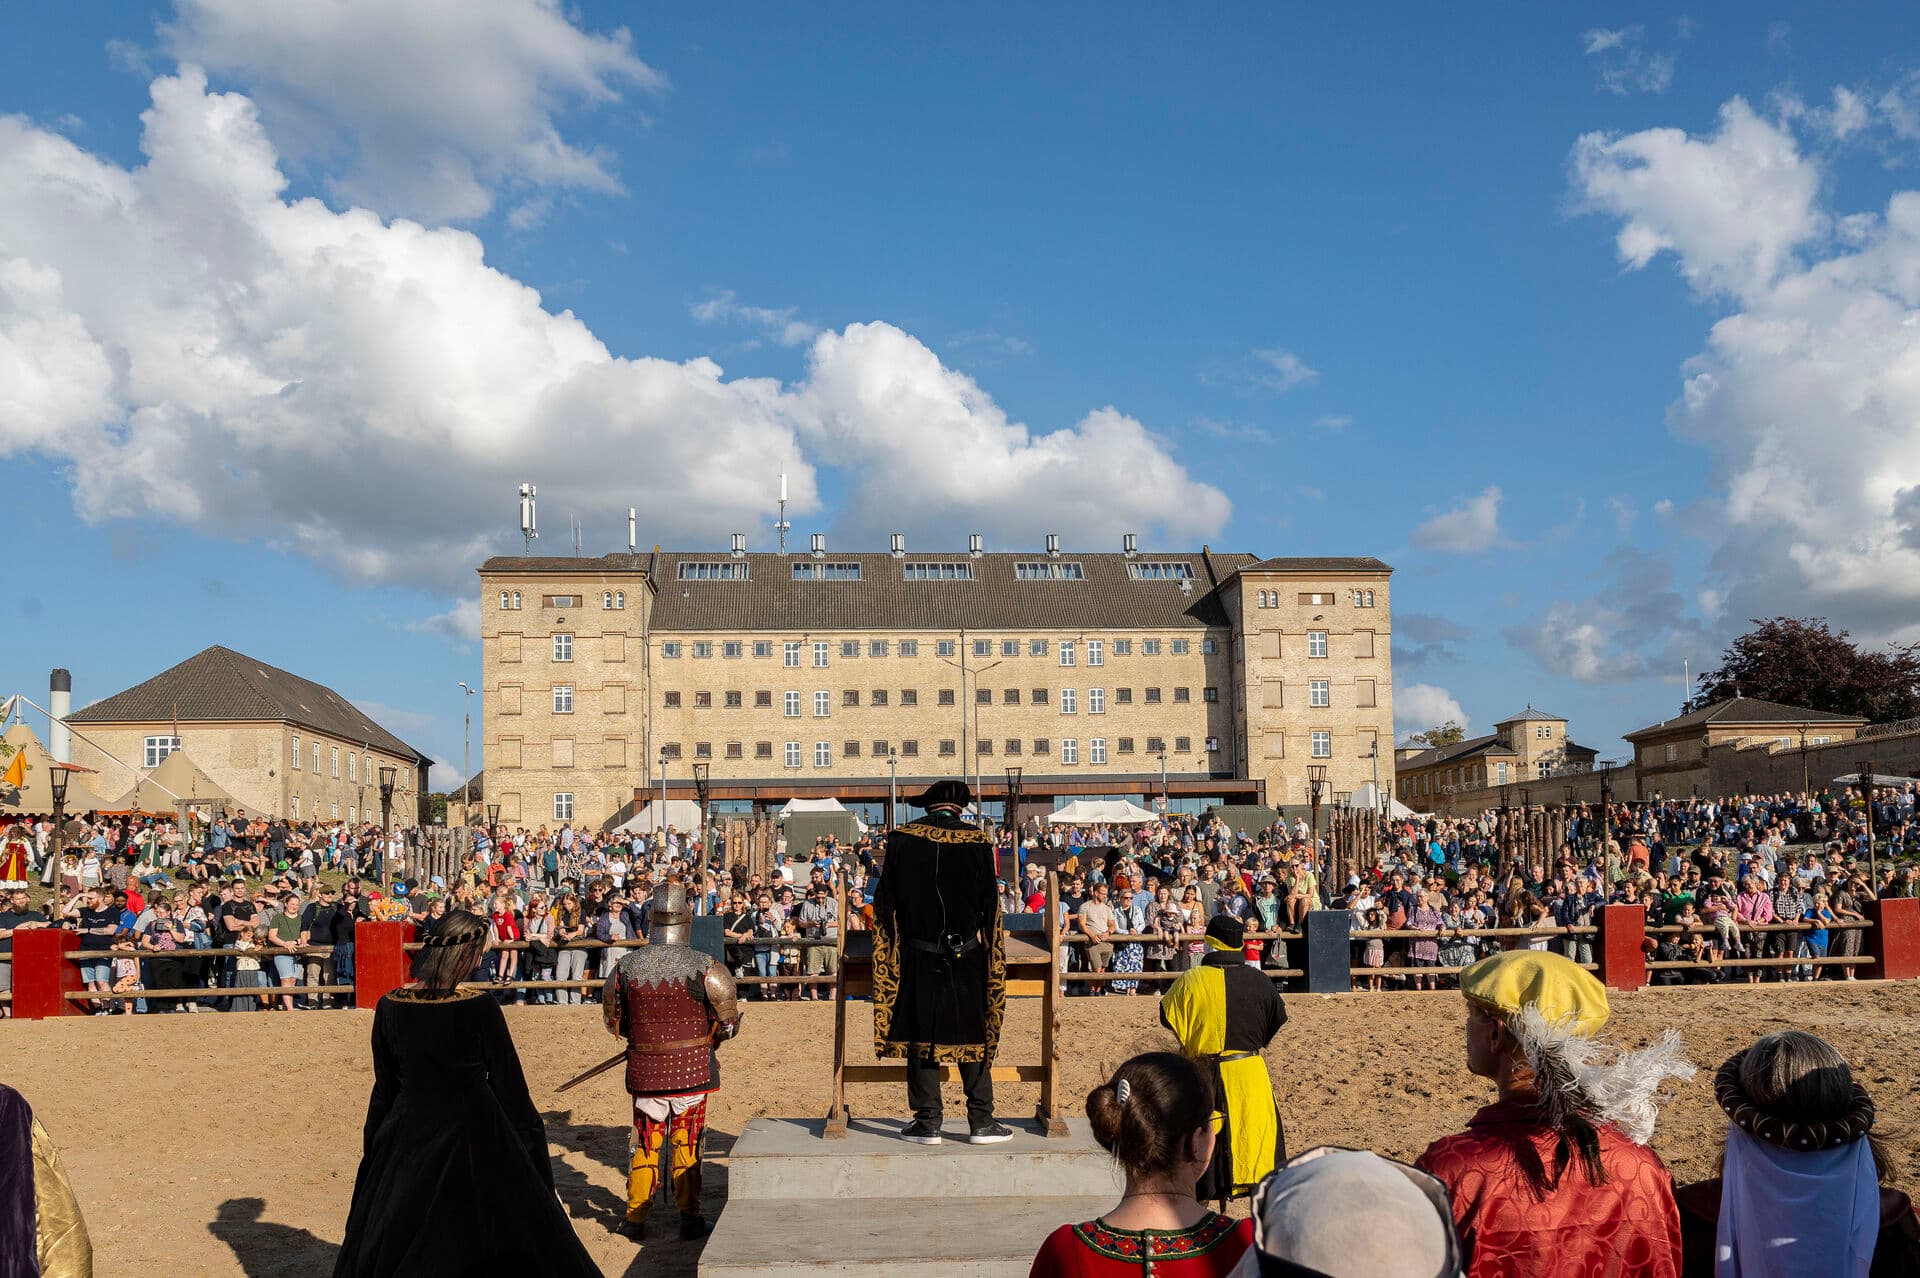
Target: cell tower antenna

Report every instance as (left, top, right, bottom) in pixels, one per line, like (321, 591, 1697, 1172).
(518, 483, 538, 554)
(775, 472, 792, 553)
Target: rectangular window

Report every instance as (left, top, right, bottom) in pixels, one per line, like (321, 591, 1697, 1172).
(1299, 592, 1334, 606)
(936, 640, 956, 657)
(814, 690, 831, 717)
(312, 742, 321, 772)
(757, 741, 774, 760)
(694, 691, 713, 708)
(1001, 640, 1019, 657)
(552, 685, 575, 714)
(1664, 743, 1677, 762)
(1029, 639, 1048, 657)
(1145, 687, 1161, 704)
(725, 690, 742, 708)
(1033, 738, 1050, 755)
(785, 691, 802, 717)
(1203, 686, 1219, 703)
(291, 735, 301, 770)
(695, 741, 712, 759)
(1536, 725, 1550, 739)
(1087, 640, 1103, 666)
(901, 689, 918, 706)
(872, 689, 889, 706)
(842, 640, 860, 658)
(784, 642, 801, 667)
(1310, 679, 1330, 707)
(1061, 688, 1077, 714)
(1311, 730, 1332, 758)
(976, 688, 991, 705)
(973, 638, 991, 657)
(1061, 739, 1079, 764)
(1090, 738, 1107, 764)
(977, 738, 993, 756)
(722, 641, 743, 659)
(662, 642, 683, 659)
(844, 689, 861, 707)
(899, 640, 919, 657)
(1032, 688, 1049, 705)
(1204, 736, 1219, 753)
(692, 641, 714, 659)
(1112, 639, 1132, 656)
(348, 752, 358, 782)
(1118, 737, 1135, 754)
(1173, 687, 1191, 703)
(665, 691, 682, 708)
(1171, 639, 1190, 655)
(754, 640, 773, 658)
(543, 595, 578, 608)
(1126, 561, 1194, 580)
(938, 689, 955, 706)
(552, 633, 573, 662)
(870, 640, 888, 657)
(1059, 641, 1076, 667)
(873, 739, 889, 756)
(661, 742, 681, 759)
(1116, 687, 1133, 704)
(727, 742, 744, 760)
(813, 641, 830, 668)
(554, 793, 574, 820)
(792, 561, 863, 580)
(1003, 688, 1020, 705)
(676, 561, 750, 580)
(1174, 735, 1191, 753)
(844, 740, 861, 758)
(1089, 688, 1105, 714)
(1015, 561, 1086, 580)
(1145, 736, 1165, 754)
(1201, 638, 1219, 655)
(144, 736, 182, 768)
(785, 742, 802, 767)
(900, 740, 919, 757)
(1005, 738, 1022, 755)
(1142, 639, 1161, 655)
(939, 739, 957, 757)
(902, 561, 975, 580)
(1496, 762, 1509, 784)
(1308, 631, 1328, 658)
(331, 746, 340, 777)
(756, 690, 773, 708)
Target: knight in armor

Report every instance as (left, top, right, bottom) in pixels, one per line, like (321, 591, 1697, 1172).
(872, 779, 1012, 1146)
(601, 881, 742, 1241)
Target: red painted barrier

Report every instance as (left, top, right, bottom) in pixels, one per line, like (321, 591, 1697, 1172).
(1864, 896, 1920, 982)
(1597, 903, 1647, 992)
(11, 928, 84, 1020)
(353, 920, 416, 1008)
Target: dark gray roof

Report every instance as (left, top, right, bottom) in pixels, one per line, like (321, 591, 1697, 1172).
(1242, 556, 1392, 575)
(483, 551, 1267, 632)
(1494, 705, 1567, 724)
(67, 646, 431, 764)
(1396, 732, 1518, 770)
(1624, 696, 1867, 740)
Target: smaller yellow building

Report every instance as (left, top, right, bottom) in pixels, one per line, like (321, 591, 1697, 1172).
(1396, 706, 1597, 808)
(65, 646, 432, 825)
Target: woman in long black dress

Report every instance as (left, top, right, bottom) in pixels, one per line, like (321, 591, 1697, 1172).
(333, 910, 601, 1277)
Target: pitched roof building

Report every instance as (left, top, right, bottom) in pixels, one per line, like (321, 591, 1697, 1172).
(1395, 706, 1599, 808)
(1623, 696, 1866, 797)
(64, 646, 431, 824)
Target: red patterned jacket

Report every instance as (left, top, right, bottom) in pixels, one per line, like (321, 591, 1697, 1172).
(1417, 1098, 1682, 1278)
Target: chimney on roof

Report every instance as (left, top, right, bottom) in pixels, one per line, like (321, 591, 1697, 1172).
(810, 533, 826, 559)
(1045, 533, 1060, 557)
(730, 532, 746, 558)
(49, 669, 71, 765)
(968, 533, 983, 558)
(628, 508, 637, 553)
(889, 532, 905, 558)
(1123, 532, 1137, 558)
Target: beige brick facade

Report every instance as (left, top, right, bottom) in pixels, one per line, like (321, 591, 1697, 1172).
(479, 550, 1395, 829)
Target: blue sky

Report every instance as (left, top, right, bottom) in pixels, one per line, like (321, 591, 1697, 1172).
(4, 3, 1919, 784)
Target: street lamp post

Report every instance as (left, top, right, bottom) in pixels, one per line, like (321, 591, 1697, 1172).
(458, 681, 476, 826)
(1004, 765, 1022, 882)
(376, 765, 397, 881)
(887, 748, 898, 831)
(1307, 764, 1328, 904)
(49, 764, 72, 923)
(1798, 729, 1810, 799)
(691, 762, 710, 914)
(657, 748, 669, 846)
(1157, 748, 1169, 816)
(941, 651, 1002, 819)
(1858, 758, 1877, 887)
(485, 803, 500, 844)
(1366, 738, 1383, 822)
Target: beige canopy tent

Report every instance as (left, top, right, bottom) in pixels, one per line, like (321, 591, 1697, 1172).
(102, 748, 233, 814)
(0, 722, 107, 815)
(1045, 798, 1161, 825)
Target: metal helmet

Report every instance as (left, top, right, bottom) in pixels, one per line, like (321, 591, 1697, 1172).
(650, 880, 692, 947)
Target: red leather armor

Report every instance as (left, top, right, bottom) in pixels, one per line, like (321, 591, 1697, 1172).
(620, 973, 715, 1096)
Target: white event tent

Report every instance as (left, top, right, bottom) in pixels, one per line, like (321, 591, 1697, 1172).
(1046, 799, 1160, 825)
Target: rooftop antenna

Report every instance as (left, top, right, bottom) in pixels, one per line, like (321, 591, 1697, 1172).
(518, 483, 538, 554)
(775, 473, 792, 553)
(571, 514, 581, 556)
(628, 508, 637, 553)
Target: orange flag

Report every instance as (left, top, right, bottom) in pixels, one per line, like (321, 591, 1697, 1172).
(0, 750, 26, 788)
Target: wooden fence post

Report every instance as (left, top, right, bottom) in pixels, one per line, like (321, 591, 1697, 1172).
(11, 928, 82, 1020)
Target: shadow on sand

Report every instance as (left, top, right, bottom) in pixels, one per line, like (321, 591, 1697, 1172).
(208, 1197, 340, 1278)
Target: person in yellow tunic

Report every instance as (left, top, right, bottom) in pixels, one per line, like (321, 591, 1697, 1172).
(1158, 914, 1286, 1202)
(0, 1082, 92, 1277)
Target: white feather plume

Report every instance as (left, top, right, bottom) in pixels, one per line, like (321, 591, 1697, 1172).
(1508, 1005, 1696, 1144)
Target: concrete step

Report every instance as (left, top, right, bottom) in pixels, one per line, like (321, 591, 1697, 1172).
(698, 1195, 1114, 1278)
(726, 1116, 1121, 1201)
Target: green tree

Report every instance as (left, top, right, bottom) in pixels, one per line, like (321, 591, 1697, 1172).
(1408, 720, 1466, 748)
(1691, 616, 1920, 722)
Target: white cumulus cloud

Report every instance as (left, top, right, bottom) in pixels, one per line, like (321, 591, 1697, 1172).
(1409, 486, 1503, 554)
(161, 0, 663, 221)
(0, 72, 1229, 597)
(1395, 684, 1471, 740)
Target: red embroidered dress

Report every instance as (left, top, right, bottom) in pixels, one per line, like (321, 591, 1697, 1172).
(1028, 1212, 1252, 1278)
(1416, 1098, 1683, 1278)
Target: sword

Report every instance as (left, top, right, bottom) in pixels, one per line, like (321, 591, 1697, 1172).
(555, 1049, 628, 1094)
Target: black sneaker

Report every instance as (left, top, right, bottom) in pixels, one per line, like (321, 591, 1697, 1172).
(617, 1218, 647, 1241)
(967, 1119, 1015, 1145)
(678, 1215, 712, 1241)
(900, 1118, 943, 1145)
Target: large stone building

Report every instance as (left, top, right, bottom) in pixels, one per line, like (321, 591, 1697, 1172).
(1395, 707, 1598, 808)
(1623, 696, 1866, 798)
(476, 540, 1394, 830)
(65, 646, 433, 824)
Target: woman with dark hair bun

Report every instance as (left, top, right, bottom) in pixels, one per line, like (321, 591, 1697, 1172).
(1028, 1052, 1253, 1277)
(332, 910, 599, 1278)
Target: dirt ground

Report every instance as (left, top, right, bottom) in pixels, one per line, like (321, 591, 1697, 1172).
(3, 983, 1917, 1278)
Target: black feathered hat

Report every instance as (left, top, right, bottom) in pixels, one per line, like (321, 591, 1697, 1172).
(911, 779, 972, 810)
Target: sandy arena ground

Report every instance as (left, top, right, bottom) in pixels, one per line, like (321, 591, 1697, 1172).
(2, 983, 1917, 1277)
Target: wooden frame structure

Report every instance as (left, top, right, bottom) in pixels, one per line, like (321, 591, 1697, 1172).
(826, 871, 1068, 1137)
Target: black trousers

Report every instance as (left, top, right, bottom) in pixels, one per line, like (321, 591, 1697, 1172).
(905, 1055, 993, 1125)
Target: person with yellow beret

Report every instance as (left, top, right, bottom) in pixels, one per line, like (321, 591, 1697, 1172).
(1416, 950, 1693, 1278)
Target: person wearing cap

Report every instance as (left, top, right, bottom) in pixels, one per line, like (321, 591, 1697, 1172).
(1674, 1030, 1920, 1276)
(1227, 1146, 1461, 1278)
(872, 778, 1012, 1146)
(1416, 950, 1692, 1278)
(1158, 913, 1287, 1203)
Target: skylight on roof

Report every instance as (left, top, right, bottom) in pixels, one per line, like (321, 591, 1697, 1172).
(678, 561, 749, 580)
(792, 561, 862, 580)
(903, 561, 974, 581)
(1127, 561, 1194, 580)
(1014, 561, 1085, 580)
